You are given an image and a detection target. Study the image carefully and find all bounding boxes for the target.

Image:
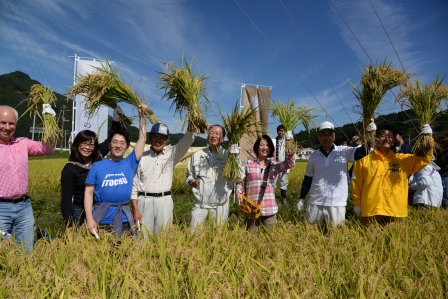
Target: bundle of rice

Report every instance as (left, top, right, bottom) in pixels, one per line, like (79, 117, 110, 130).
(22, 84, 62, 147)
(67, 59, 157, 126)
(221, 101, 263, 181)
(351, 61, 410, 148)
(397, 75, 448, 156)
(271, 99, 316, 154)
(157, 57, 209, 133)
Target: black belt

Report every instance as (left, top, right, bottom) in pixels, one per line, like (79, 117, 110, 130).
(0, 196, 30, 203)
(138, 191, 171, 197)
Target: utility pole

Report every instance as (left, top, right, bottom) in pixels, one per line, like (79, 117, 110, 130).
(32, 110, 36, 141)
(408, 134, 411, 145)
(60, 105, 70, 152)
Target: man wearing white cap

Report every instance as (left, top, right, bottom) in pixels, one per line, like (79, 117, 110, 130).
(297, 120, 370, 226)
(131, 122, 194, 237)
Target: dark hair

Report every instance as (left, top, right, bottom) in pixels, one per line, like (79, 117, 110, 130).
(253, 135, 275, 158)
(376, 123, 395, 136)
(277, 125, 285, 132)
(437, 137, 448, 153)
(395, 129, 405, 138)
(209, 124, 226, 139)
(69, 130, 101, 163)
(107, 127, 130, 145)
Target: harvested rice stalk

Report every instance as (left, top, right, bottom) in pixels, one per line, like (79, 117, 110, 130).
(397, 75, 448, 156)
(221, 101, 263, 181)
(271, 99, 316, 154)
(23, 84, 62, 147)
(351, 61, 410, 149)
(67, 59, 157, 126)
(157, 57, 209, 133)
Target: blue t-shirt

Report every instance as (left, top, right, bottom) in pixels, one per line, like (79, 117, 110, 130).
(85, 150, 139, 224)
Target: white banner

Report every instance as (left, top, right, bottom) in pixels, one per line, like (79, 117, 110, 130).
(71, 57, 109, 143)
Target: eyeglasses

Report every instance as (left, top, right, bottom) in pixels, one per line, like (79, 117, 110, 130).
(80, 142, 95, 148)
(208, 130, 222, 137)
(111, 140, 127, 147)
(319, 133, 334, 138)
(377, 133, 394, 139)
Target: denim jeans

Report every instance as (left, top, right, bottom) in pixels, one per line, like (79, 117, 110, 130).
(441, 177, 448, 209)
(0, 199, 35, 253)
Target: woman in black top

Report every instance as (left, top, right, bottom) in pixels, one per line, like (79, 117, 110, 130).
(60, 118, 122, 229)
(60, 130, 102, 229)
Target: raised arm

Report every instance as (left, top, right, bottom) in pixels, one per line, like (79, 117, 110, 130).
(134, 103, 148, 160)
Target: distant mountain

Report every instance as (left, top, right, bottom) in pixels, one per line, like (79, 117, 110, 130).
(2, 71, 447, 149)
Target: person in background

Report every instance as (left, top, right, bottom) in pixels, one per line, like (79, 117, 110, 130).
(187, 125, 237, 232)
(0, 105, 56, 252)
(272, 124, 293, 205)
(351, 135, 362, 147)
(297, 121, 369, 227)
(435, 137, 448, 209)
(60, 107, 123, 230)
(84, 104, 147, 237)
(394, 129, 413, 154)
(339, 139, 348, 146)
(348, 135, 363, 180)
(236, 135, 295, 231)
(409, 159, 443, 208)
(131, 122, 194, 238)
(351, 123, 433, 225)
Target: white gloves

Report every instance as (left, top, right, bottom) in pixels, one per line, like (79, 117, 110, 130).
(229, 144, 240, 154)
(354, 206, 361, 218)
(297, 199, 305, 212)
(366, 119, 377, 132)
(286, 131, 293, 140)
(113, 106, 124, 122)
(42, 104, 56, 117)
(408, 174, 414, 184)
(421, 124, 432, 135)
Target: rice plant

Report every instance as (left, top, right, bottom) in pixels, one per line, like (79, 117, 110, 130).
(351, 61, 410, 149)
(22, 84, 62, 147)
(157, 56, 209, 133)
(221, 101, 263, 181)
(397, 75, 448, 156)
(271, 99, 317, 154)
(67, 59, 157, 126)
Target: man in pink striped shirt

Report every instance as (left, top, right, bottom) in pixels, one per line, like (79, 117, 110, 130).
(0, 105, 55, 252)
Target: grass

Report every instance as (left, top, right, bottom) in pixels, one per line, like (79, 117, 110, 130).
(1, 158, 446, 297)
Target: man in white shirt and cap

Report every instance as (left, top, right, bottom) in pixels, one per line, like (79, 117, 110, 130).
(131, 122, 194, 237)
(297, 121, 371, 226)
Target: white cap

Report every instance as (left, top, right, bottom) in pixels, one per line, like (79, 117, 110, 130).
(318, 121, 334, 132)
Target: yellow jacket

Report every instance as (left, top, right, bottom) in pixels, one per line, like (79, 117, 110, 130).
(351, 147, 432, 217)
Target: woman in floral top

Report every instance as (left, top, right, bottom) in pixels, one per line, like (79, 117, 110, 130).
(236, 135, 295, 231)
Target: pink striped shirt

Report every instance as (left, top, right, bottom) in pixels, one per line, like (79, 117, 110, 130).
(237, 154, 295, 216)
(0, 137, 55, 198)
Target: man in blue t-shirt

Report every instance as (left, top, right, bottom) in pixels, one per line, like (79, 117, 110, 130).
(84, 104, 147, 237)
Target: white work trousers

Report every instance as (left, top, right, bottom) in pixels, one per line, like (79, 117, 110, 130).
(305, 203, 346, 226)
(278, 171, 288, 190)
(138, 194, 173, 238)
(189, 201, 229, 232)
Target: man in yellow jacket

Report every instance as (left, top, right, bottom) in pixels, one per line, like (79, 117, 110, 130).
(351, 123, 433, 225)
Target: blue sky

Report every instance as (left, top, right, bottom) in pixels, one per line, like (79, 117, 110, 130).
(1, 0, 447, 138)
